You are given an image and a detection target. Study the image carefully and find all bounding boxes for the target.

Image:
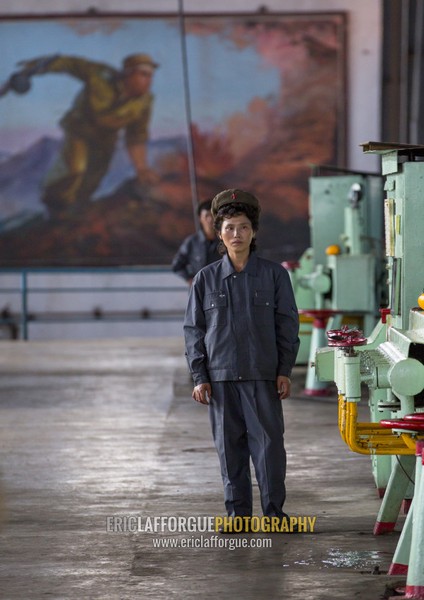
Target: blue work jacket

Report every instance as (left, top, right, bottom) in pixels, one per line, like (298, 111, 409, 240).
(184, 252, 300, 385)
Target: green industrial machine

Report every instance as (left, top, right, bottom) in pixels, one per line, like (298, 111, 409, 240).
(310, 172, 386, 334)
(316, 143, 424, 487)
(286, 169, 386, 393)
(315, 144, 424, 585)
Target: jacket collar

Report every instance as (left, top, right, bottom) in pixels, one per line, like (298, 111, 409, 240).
(220, 252, 258, 279)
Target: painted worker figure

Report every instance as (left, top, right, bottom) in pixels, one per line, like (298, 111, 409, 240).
(7, 53, 159, 216)
(172, 199, 221, 285)
(184, 189, 300, 529)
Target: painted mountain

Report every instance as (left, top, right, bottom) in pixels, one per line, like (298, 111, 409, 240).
(0, 128, 311, 266)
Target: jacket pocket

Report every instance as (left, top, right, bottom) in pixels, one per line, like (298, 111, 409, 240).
(252, 289, 275, 326)
(203, 292, 227, 328)
(253, 290, 275, 308)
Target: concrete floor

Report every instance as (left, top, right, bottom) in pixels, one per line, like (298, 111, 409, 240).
(0, 338, 407, 599)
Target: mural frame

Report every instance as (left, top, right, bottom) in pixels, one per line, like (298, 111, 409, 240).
(0, 10, 347, 266)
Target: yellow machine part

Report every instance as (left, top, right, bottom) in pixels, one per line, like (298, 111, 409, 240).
(338, 395, 417, 455)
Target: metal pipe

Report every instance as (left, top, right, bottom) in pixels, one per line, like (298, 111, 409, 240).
(347, 402, 413, 454)
(409, 0, 424, 143)
(343, 353, 362, 401)
(338, 396, 347, 443)
(399, 0, 410, 141)
(21, 270, 28, 341)
(338, 396, 415, 455)
(178, 0, 199, 229)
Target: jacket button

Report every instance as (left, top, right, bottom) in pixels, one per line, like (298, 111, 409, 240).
(238, 376, 243, 380)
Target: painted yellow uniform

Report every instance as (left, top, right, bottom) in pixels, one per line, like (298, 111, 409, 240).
(25, 55, 154, 212)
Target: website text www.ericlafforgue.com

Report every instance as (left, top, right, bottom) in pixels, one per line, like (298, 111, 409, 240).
(105, 515, 317, 549)
(151, 534, 272, 550)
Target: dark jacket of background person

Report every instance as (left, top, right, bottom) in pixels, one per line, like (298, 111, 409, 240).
(171, 229, 220, 283)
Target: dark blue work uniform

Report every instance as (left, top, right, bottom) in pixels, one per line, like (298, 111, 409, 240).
(184, 252, 299, 518)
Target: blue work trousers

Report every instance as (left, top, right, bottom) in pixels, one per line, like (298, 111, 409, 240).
(208, 380, 286, 518)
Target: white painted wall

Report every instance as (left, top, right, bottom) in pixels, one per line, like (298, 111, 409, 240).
(0, 0, 382, 340)
(0, 269, 189, 340)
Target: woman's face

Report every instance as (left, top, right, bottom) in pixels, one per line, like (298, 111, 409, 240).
(219, 214, 254, 255)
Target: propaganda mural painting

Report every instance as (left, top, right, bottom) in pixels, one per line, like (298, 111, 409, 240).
(0, 13, 346, 266)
